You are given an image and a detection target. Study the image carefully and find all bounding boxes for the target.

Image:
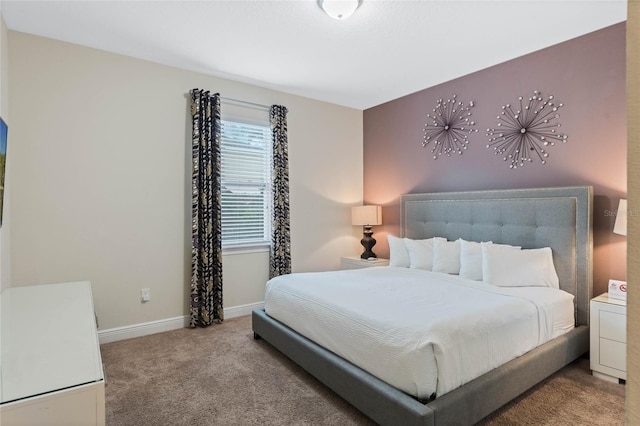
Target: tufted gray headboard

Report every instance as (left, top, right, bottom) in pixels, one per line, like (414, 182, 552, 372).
(400, 186, 593, 326)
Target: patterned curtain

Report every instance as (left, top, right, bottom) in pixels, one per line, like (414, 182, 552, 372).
(190, 89, 223, 327)
(270, 105, 292, 278)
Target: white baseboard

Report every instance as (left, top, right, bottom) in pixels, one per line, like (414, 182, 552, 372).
(98, 301, 264, 345)
(223, 301, 264, 319)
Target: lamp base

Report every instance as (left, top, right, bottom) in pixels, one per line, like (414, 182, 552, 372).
(360, 226, 377, 259)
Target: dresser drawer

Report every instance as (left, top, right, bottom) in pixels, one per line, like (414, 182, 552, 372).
(599, 310, 626, 343)
(600, 338, 626, 372)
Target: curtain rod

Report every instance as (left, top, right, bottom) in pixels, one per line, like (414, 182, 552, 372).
(220, 96, 270, 112)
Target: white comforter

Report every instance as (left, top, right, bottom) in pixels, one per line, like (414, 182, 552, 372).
(264, 266, 574, 399)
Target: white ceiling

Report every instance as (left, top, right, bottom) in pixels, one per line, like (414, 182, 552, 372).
(0, 0, 627, 110)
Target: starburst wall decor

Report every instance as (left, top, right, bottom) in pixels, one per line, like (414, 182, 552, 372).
(486, 90, 568, 169)
(421, 95, 477, 159)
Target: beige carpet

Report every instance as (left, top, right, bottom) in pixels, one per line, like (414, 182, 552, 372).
(101, 315, 625, 425)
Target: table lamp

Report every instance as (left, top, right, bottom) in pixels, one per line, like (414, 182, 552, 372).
(352, 205, 382, 259)
(609, 198, 627, 300)
(613, 199, 627, 236)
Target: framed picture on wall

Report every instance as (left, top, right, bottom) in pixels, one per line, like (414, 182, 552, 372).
(0, 117, 7, 227)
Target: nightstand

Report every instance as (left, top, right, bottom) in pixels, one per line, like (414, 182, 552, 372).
(340, 256, 389, 270)
(590, 293, 626, 383)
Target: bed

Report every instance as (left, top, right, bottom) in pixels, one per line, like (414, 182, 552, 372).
(252, 186, 593, 425)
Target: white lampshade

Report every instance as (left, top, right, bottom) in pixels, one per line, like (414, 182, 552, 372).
(318, 0, 361, 20)
(352, 205, 382, 226)
(613, 199, 627, 236)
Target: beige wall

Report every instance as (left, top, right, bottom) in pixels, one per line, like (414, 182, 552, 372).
(0, 11, 9, 293)
(627, 1, 639, 423)
(8, 31, 363, 330)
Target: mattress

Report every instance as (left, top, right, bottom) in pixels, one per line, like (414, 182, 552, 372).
(264, 266, 575, 399)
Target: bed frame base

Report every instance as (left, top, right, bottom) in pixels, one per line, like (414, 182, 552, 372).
(252, 309, 589, 426)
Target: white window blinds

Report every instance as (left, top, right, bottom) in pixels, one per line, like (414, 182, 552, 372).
(220, 119, 272, 247)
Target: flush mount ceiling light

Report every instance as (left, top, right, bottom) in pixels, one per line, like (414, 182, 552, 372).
(318, 0, 362, 20)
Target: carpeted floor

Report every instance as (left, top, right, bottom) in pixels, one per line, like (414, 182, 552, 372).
(101, 315, 625, 425)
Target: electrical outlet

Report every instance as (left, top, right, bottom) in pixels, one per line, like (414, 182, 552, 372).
(140, 288, 151, 303)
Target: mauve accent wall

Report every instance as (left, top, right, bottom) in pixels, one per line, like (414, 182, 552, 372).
(363, 23, 626, 297)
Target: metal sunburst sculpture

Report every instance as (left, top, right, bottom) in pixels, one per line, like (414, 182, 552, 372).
(421, 95, 477, 159)
(486, 90, 568, 169)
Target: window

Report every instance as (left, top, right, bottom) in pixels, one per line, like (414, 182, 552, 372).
(220, 119, 272, 248)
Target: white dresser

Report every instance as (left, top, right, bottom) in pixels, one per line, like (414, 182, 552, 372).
(590, 293, 626, 383)
(0, 281, 105, 425)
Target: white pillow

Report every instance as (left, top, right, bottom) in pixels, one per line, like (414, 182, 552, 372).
(388, 235, 410, 267)
(432, 239, 462, 274)
(403, 237, 445, 270)
(482, 245, 559, 288)
(459, 241, 521, 281)
(458, 240, 485, 280)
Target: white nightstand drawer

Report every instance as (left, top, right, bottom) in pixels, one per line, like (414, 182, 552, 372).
(600, 311, 626, 343)
(590, 293, 627, 382)
(600, 338, 626, 372)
